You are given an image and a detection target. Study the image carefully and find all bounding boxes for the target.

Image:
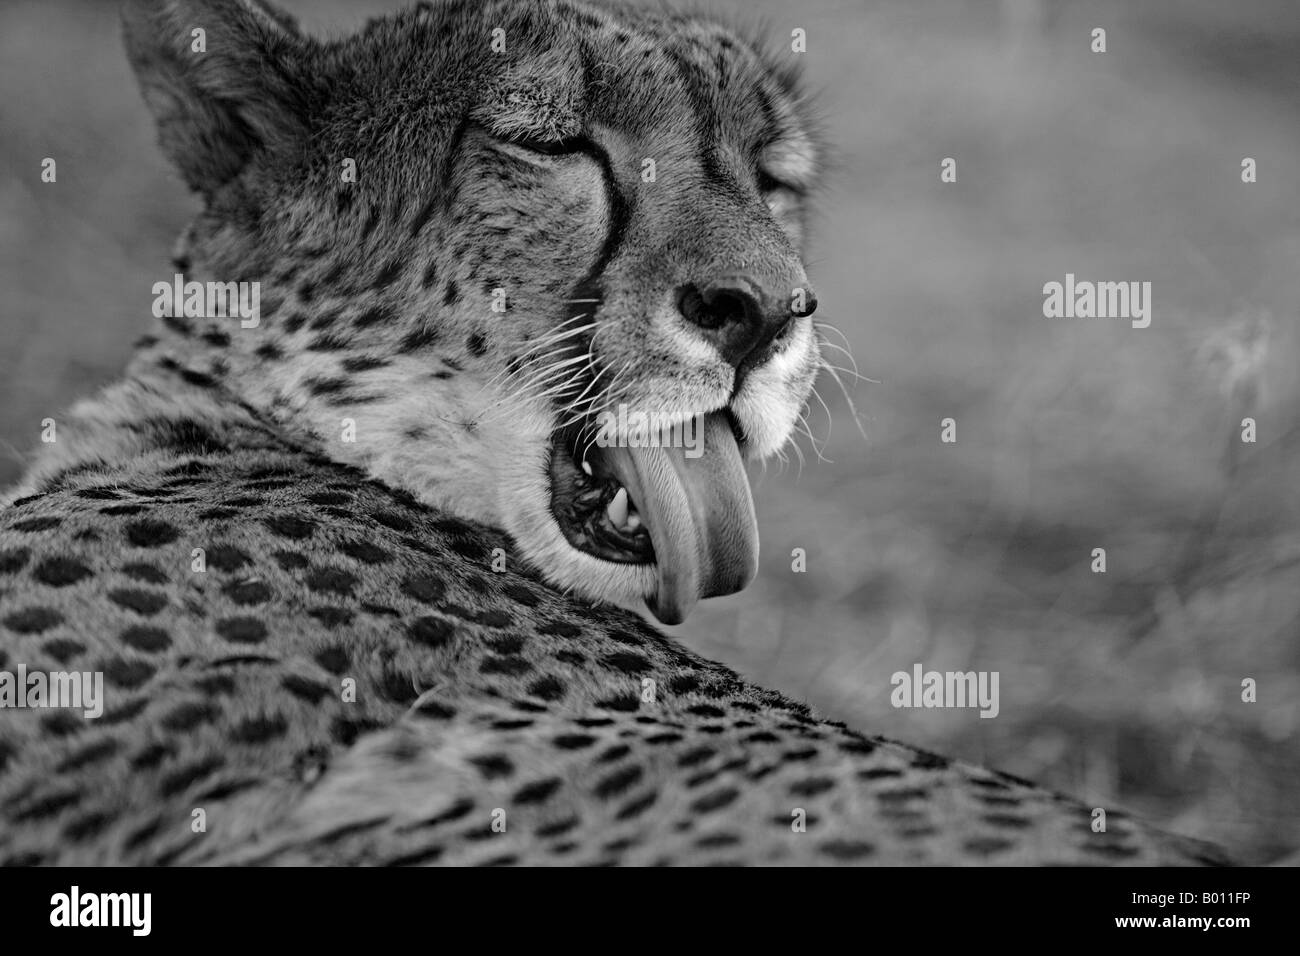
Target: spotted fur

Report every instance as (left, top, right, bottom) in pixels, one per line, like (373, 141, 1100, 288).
(0, 0, 1228, 865)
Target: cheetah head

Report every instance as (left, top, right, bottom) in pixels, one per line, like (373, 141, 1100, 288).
(126, 0, 822, 623)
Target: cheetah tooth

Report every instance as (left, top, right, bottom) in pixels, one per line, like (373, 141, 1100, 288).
(607, 486, 629, 527)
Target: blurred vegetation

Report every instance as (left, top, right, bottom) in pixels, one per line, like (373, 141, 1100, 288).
(1, 0, 1296, 861)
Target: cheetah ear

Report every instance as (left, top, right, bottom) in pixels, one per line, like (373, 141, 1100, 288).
(123, 0, 312, 197)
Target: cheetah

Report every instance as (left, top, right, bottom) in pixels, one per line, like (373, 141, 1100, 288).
(0, 0, 1229, 866)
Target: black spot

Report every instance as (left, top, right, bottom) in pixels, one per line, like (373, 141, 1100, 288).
(911, 749, 950, 770)
(329, 715, 385, 746)
(539, 619, 582, 638)
(202, 329, 231, 347)
(314, 645, 350, 674)
(102, 698, 149, 724)
(215, 617, 268, 644)
(0, 548, 31, 574)
(153, 418, 228, 454)
(272, 550, 309, 571)
(41, 711, 84, 737)
(341, 355, 389, 373)
(514, 778, 562, 804)
(598, 744, 631, 764)
(691, 788, 741, 813)
(536, 817, 579, 838)
(229, 713, 288, 744)
(687, 704, 726, 719)
(401, 573, 446, 603)
(100, 504, 145, 516)
(305, 567, 358, 597)
(594, 765, 643, 799)
(596, 693, 640, 712)
(839, 738, 877, 756)
(480, 655, 532, 676)
(307, 333, 349, 352)
(12, 789, 81, 822)
(377, 666, 419, 703)
(606, 627, 644, 647)
(371, 510, 414, 533)
(859, 767, 903, 780)
(603, 651, 651, 675)
(222, 579, 273, 606)
(820, 840, 875, 860)
(487, 634, 526, 655)
(615, 791, 658, 821)
(339, 539, 391, 565)
(669, 674, 700, 694)
(264, 515, 315, 539)
(399, 325, 440, 353)
(102, 656, 156, 689)
(194, 674, 236, 696)
(527, 675, 566, 701)
(120, 625, 171, 653)
(41, 637, 86, 663)
(161, 700, 219, 731)
(789, 777, 835, 797)
(470, 754, 515, 780)
(407, 616, 454, 647)
(555, 650, 586, 666)
(282, 674, 332, 704)
(695, 832, 741, 849)
(373, 258, 405, 289)
(443, 280, 460, 306)
(108, 588, 168, 616)
(256, 342, 284, 361)
(160, 756, 224, 797)
(31, 557, 93, 587)
(125, 519, 180, 547)
(122, 562, 169, 583)
(677, 747, 715, 768)
(646, 732, 684, 745)
(305, 376, 349, 397)
(179, 368, 217, 388)
(131, 742, 174, 770)
(11, 516, 61, 532)
(963, 837, 1014, 855)
(467, 332, 488, 356)
(353, 305, 394, 329)
(56, 738, 121, 772)
(414, 699, 456, 720)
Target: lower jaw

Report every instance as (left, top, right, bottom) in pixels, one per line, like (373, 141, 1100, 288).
(547, 427, 656, 566)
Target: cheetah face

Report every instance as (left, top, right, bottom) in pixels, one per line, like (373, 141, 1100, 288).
(126, 0, 821, 624)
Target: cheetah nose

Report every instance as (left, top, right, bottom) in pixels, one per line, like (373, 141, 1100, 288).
(677, 275, 817, 369)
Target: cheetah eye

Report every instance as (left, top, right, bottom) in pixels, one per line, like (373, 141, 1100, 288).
(757, 170, 786, 194)
(502, 133, 594, 157)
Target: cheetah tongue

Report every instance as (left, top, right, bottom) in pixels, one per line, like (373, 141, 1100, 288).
(604, 411, 758, 625)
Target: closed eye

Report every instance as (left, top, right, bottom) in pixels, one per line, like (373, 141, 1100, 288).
(499, 133, 594, 157)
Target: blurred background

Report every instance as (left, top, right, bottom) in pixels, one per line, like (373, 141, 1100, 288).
(1, 0, 1297, 862)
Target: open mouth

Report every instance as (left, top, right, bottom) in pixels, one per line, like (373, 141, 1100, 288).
(548, 409, 760, 624)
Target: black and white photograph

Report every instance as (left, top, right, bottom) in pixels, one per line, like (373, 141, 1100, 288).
(0, 0, 1295, 926)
